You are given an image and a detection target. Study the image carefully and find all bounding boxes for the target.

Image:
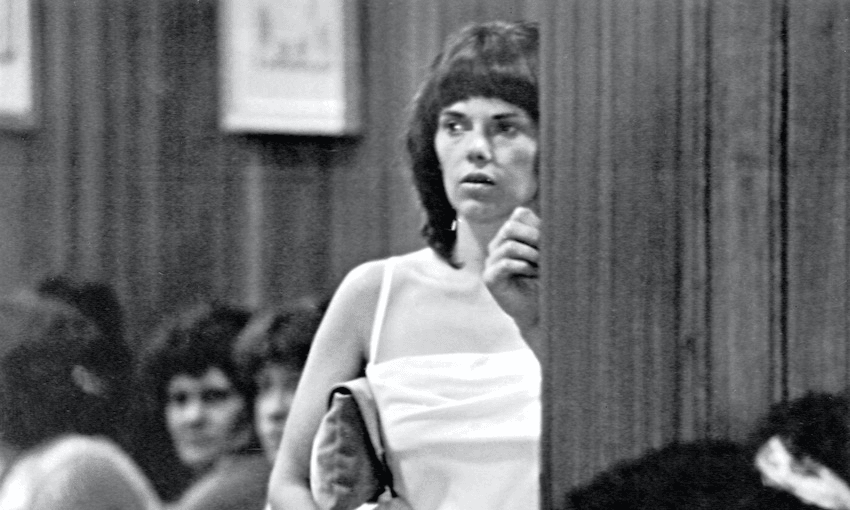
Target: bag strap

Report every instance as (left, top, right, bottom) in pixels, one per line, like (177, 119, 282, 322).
(0, 449, 21, 500)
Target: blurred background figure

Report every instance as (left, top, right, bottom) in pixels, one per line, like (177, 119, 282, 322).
(0, 291, 160, 510)
(35, 274, 135, 448)
(234, 296, 326, 463)
(137, 301, 268, 510)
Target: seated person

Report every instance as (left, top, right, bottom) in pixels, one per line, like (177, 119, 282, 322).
(0, 291, 160, 510)
(233, 297, 325, 463)
(35, 274, 135, 448)
(567, 391, 850, 510)
(137, 302, 268, 510)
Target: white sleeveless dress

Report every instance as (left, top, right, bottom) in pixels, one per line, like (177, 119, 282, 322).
(364, 253, 541, 510)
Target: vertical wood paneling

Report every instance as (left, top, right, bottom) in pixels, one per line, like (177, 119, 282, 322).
(0, 140, 26, 292)
(387, 1, 440, 256)
(105, 0, 131, 294)
(259, 140, 333, 304)
(78, 0, 108, 275)
(786, 0, 850, 394)
(43, 0, 74, 270)
(243, 152, 264, 308)
(540, 1, 682, 506)
(128, 0, 164, 337)
(676, 0, 712, 441)
(158, 0, 213, 307)
(368, 0, 423, 257)
(539, 2, 595, 503)
(328, 1, 391, 281)
(708, 0, 785, 437)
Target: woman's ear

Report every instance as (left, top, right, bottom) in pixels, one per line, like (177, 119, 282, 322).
(71, 364, 107, 396)
(756, 435, 850, 510)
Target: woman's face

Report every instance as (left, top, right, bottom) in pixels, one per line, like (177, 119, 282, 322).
(253, 362, 300, 463)
(435, 96, 538, 225)
(165, 366, 251, 472)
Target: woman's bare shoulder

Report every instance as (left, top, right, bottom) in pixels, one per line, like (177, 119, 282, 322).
(13, 435, 159, 509)
(337, 249, 433, 296)
(34, 435, 145, 479)
(41, 435, 127, 463)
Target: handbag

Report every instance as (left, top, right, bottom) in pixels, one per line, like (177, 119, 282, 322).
(310, 377, 394, 510)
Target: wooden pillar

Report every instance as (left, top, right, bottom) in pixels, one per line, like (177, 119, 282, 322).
(538, 0, 788, 506)
(538, 1, 683, 506)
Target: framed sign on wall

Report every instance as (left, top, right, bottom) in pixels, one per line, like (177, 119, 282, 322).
(219, 0, 362, 136)
(0, 0, 37, 130)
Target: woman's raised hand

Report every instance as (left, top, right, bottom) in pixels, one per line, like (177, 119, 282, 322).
(484, 206, 542, 355)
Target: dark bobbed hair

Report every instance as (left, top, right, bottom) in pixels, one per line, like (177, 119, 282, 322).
(36, 275, 132, 389)
(138, 302, 254, 413)
(406, 20, 539, 265)
(0, 292, 110, 450)
(133, 302, 256, 497)
(233, 298, 325, 382)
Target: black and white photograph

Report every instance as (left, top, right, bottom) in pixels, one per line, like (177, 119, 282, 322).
(0, 1, 849, 510)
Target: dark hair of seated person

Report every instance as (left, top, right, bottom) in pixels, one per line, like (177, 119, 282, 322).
(0, 292, 116, 451)
(35, 275, 135, 444)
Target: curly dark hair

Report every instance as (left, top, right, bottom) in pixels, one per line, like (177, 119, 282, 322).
(138, 302, 254, 415)
(233, 298, 326, 382)
(405, 20, 539, 265)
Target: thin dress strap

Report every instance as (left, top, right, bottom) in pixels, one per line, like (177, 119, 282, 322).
(369, 256, 396, 364)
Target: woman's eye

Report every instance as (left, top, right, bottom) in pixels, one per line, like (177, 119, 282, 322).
(201, 389, 230, 403)
(256, 374, 272, 392)
(494, 121, 520, 136)
(439, 118, 465, 134)
(167, 391, 188, 406)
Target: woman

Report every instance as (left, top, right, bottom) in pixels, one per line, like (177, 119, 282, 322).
(0, 291, 160, 510)
(233, 298, 325, 463)
(269, 20, 543, 510)
(138, 302, 269, 510)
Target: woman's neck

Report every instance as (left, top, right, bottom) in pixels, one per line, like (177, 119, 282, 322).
(453, 217, 503, 274)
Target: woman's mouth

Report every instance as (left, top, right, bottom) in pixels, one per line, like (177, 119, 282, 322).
(461, 173, 495, 186)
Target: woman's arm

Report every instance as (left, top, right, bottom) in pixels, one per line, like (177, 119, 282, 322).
(268, 261, 385, 510)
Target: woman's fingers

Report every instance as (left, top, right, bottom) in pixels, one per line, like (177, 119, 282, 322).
(488, 241, 539, 275)
(487, 206, 541, 274)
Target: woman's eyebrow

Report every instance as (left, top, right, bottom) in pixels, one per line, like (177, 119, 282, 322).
(492, 112, 527, 121)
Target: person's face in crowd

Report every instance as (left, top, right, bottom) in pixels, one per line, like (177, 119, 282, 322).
(435, 96, 538, 225)
(254, 362, 300, 463)
(165, 366, 251, 471)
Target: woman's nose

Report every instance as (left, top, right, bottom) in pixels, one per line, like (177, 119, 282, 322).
(182, 399, 205, 424)
(466, 129, 492, 165)
(266, 405, 288, 423)
(262, 392, 292, 422)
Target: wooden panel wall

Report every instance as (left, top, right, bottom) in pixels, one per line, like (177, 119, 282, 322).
(540, 0, 850, 507)
(539, 4, 682, 506)
(707, 0, 786, 437)
(785, 0, 850, 394)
